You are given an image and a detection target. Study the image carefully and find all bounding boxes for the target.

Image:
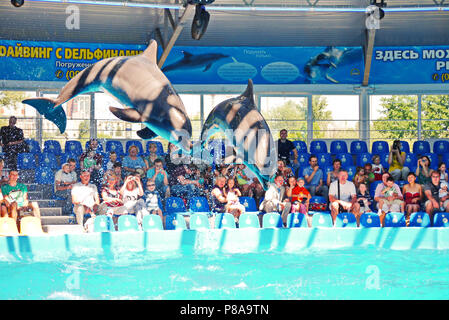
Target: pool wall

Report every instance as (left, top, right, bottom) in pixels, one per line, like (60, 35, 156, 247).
(1, 228, 449, 257)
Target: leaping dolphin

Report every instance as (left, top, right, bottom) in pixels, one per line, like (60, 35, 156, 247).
(200, 79, 277, 190)
(162, 51, 229, 73)
(22, 40, 192, 152)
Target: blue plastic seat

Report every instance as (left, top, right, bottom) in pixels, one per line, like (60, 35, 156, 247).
(125, 140, 144, 156)
(310, 140, 327, 154)
(117, 215, 140, 231)
(165, 197, 189, 216)
(165, 213, 187, 230)
(346, 165, 356, 181)
(330, 140, 348, 154)
(371, 141, 389, 154)
(316, 153, 332, 169)
(409, 212, 430, 227)
(105, 140, 125, 156)
(214, 213, 236, 229)
(35, 166, 55, 185)
(141, 214, 164, 231)
(297, 152, 311, 169)
(240, 197, 260, 214)
(190, 213, 210, 230)
(356, 152, 372, 167)
(38, 152, 58, 169)
(25, 139, 41, 154)
(380, 152, 390, 170)
(309, 196, 327, 211)
(292, 140, 307, 154)
(350, 140, 368, 154)
(422, 153, 439, 171)
(311, 212, 333, 227)
(322, 165, 333, 177)
(433, 140, 449, 155)
(433, 212, 449, 227)
(399, 141, 410, 153)
(359, 213, 381, 228)
(17, 153, 36, 170)
(146, 140, 165, 156)
(286, 213, 308, 228)
(369, 180, 382, 198)
(188, 196, 211, 215)
(262, 212, 283, 228)
(43, 140, 63, 156)
(60, 153, 81, 169)
(94, 215, 115, 232)
(335, 212, 357, 228)
(239, 213, 260, 228)
(404, 153, 418, 172)
(85, 140, 104, 152)
(336, 153, 354, 168)
(413, 140, 431, 155)
(384, 212, 406, 227)
(64, 140, 83, 155)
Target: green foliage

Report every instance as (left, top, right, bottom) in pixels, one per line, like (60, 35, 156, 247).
(0, 91, 28, 112)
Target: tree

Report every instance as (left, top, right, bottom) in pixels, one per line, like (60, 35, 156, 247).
(0, 91, 28, 113)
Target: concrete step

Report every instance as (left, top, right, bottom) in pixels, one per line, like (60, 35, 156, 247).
(43, 224, 85, 235)
(41, 215, 73, 225)
(34, 199, 66, 208)
(40, 207, 62, 216)
(28, 191, 43, 200)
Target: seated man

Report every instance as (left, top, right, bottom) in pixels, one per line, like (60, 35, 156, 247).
(54, 162, 77, 215)
(259, 174, 291, 226)
(374, 172, 404, 226)
(146, 159, 170, 199)
(71, 169, 100, 227)
(169, 164, 203, 199)
(423, 171, 449, 223)
(328, 169, 360, 225)
(1, 170, 41, 224)
(302, 155, 329, 204)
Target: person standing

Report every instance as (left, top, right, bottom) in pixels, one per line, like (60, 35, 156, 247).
(277, 129, 299, 172)
(0, 116, 27, 170)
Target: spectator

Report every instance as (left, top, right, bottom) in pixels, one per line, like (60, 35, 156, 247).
(353, 166, 367, 190)
(259, 174, 291, 226)
(224, 177, 245, 221)
(423, 171, 449, 223)
(106, 151, 118, 171)
(388, 140, 409, 181)
(169, 164, 203, 199)
(276, 129, 299, 172)
(439, 182, 449, 211)
(71, 170, 100, 227)
(79, 139, 103, 191)
(415, 155, 433, 185)
(0, 159, 9, 186)
(122, 145, 147, 178)
(289, 176, 311, 226)
(374, 172, 404, 226)
(165, 142, 184, 173)
(238, 164, 265, 207)
(0, 116, 28, 170)
(379, 177, 405, 214)
(120, 175, 145, 215)
(328, 169, 360, 225)
(302, 155, 329, 203)
(356, 182, 373, 214)
(0, 188, 17, 225)
(437, 162, 448, 185)
(211, 175, 228, 214)
(146, 158, 170, 199)
(137, 180, 164, 228)
(54, 162, 77, 215)
(363, 163, 376, 188)
(277, 159, 293, 180)
(235, 163, 252, 196)
(372, 154, 385, 181)
(402, 172, 423, 225)
(2, 170, 41, 225)
(144, 142, 164, 170)
(111, 162, 124, 188)
(97, 172, 127, 218)
(327, 159, 341, 187)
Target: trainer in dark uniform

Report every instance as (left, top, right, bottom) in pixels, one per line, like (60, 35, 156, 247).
(0, 116, 27, 170)
(277, 129, 299, 171)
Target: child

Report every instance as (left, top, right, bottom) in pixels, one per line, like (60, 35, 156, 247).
(379, 177, 405, 214)
(290, 177, 311, 214)
(353, 166, 367, 189)
(83, 150, 98, 172)
(439, 181, 448, 211)
(357, 182, 372, 213)
(372, 154, 384, 181)
(136, 180, 164, 228)
(120, 175, 145, 215)
(225, 177, 246, 221)
(106, 151, 118, 171)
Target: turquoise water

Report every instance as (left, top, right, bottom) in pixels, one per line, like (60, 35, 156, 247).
(1, 247, 449, 300)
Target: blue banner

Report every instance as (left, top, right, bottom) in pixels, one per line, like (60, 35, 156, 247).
(370, 46, 449, 84)
(0, 40, 146, 82)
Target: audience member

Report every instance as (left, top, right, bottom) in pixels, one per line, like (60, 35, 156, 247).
(211, 175, 228, 214)
(97, 172, 127, 217)
(371, 154, 384, 180)
(169, 164, 203, 199)
(402, 172, 422, 225)
(388, 140, 409, 181)
(276, 129, 299, 172)
(353, 166, 367, 190)
(374, 172, 404, 226)
(415, 155, 433, 185)
(71, 170, 100, 227)
(437, 162, 448, 185)
(144, 143, 164, 170)
(328, 170, 360, 225)
(363, 163, 376, 187)
(146, 158, 170, 199)
(423, 171, 449, 223)
(327, 159, 341, 187)
(0, 187, 17, 224)
(259, 174, 291, 226)
(54, 162, 77, 215)
(224, 177, 245, 220)
(79, 139, 103, 190)
(122, 145, 147, 178)
(276, 159, 293, 180)
(106, 151, 118, 171)
(302, 155, 328, 202)
(289, 176, 311, 227)
(112, 162, 124, 187)
(356, 182, 372, 214)
(120, 175, 145, 215)
(0, 116, 27, 170)
(138, 180, 164, 228)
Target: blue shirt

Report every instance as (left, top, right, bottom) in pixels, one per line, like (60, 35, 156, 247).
(122, 155, 146, 170)
(302, 166, 323, 187)
(146, 167, 166, 187)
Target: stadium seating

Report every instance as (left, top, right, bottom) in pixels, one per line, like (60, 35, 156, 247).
(25, 139, 41, 154)
(409, 212, 430, 227)
(309, 196, 327, 211)
(64, 140, 83, 155)
(142, 214, 164, 231)
(105, 140, 125, 156)
(399, 141, 410, 153)
(330, 140, 348, 154)
(94, 215, 115, 232)
(316, 153, 332, 168)
(297, 153, 310, 169)
(433, 212, 449, 227)
(311, 212, 333, 227)
(17, 153, 36, 170)
(404, 153, 418, 172)
(38, 152, 59, 169)
(371, 141, 389, 154)
(346, 165, 356, 181)
(214, 213, 236, 229)
(35, 166, 55, 185)
(240, 197, 260, 214)
(350, 140, 368, 154)
(190, 213, 210, 230)
(239, 213, 260, 228)
(85, 140, 104, 152)
(310, 140, 327, 154)
(292, 140, 307, 154)
(384, 212, 406, 227)
(43, 140, 63, 155)
(262, 212, 283, 228)
(165, 197, 190, 216)
(335, 212, 357, 228)
(286, 213, 308, 228)
(422, 153, 439, 170)
(359, 212, 381, 228)
(165, 213, 187, 230)
(336, 153, 354, 168)
(433, 140, 449, 155)
(60, 152, 81, 169)
(188, 196, 211, 215)
(356, 152, 372, 167)
(117, 215, 140, 231)
(412, 140, 431, 155)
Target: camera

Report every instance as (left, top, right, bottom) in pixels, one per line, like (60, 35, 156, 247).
(392, 141, 400, 151)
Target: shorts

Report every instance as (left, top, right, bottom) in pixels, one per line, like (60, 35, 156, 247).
(424, 199, 449, 209)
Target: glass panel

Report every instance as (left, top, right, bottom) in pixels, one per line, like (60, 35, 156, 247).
(179, 94, 201, 142)
(0, 91, 37, 139)
(203, 94, 238, 141)
(421, 95, 449, 139)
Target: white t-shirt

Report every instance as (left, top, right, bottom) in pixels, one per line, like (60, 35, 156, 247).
(71, 182, 98, 209)
(329, 180, 356, 202)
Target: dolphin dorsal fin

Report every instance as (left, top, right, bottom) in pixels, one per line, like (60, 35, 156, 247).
(240, 79, 255, 106)
(182, 51, 193, 59)
(142, 40, 158, 63)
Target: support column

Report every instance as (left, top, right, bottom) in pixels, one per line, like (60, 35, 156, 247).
(359, 87, 370, 143)
(89, 93, 96, 139)
(417, 94, 422, 140)
(307, 95, 313, 145)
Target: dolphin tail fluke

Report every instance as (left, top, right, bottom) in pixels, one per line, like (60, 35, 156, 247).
(137, 127, 158, 140)
(22, 98, 67, 133)
(109, 106, 142, 123)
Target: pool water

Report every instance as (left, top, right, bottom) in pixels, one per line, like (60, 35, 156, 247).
(1, 247, 448, 300)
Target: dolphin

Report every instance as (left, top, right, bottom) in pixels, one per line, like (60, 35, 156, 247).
(161, 51, 229, 73)
(22, 40, 192, 152)
(200, 79, 277, 190)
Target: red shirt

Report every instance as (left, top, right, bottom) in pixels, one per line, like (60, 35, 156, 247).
(291, 186, 310, 202)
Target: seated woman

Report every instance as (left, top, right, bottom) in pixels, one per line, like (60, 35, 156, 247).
(327, 159, 341, 187)
(388, 140, 409, 181)
(120, 175, 145, 215)
(97, 172, 127, 218)
(402, 172, 422, 226)
(122, 145, 147, 178)
(224, 177, 245, 221)
(210, 175, 228, 214)
(415, 155, 433, 185)
(144, 142, 164, 171)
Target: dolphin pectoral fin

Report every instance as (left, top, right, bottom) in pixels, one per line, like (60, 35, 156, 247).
(142, 40, 158, 64)
(203, 63, 212, 72)
(325, 74, 339, 83)
(109, 106, 142, 123)
(136, 127, 158, 140)
(22, 98, 67, 133)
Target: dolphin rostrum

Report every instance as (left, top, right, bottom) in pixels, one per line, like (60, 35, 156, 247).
(162, 51, 229, 73)
(22, 40, 192, 152)
(200, 79, 277, 190)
